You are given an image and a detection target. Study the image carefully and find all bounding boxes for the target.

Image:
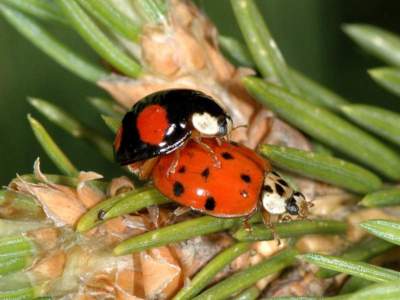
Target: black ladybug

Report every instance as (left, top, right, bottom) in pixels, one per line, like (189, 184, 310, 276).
(114, 89, 232, 165)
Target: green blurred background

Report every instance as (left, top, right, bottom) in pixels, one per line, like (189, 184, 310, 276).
(0, 0, 400, 184)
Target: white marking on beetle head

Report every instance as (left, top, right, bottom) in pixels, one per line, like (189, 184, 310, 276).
(192, 112, 221, 136)
(262, 192, 286, 215)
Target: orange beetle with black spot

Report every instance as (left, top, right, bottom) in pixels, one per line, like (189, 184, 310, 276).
(151, 139, 311, 222)
(114, 89, 232, 166)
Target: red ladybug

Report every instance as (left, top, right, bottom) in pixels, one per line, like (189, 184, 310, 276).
(151, 139, 311, 223)
(114, 89, 232, 167)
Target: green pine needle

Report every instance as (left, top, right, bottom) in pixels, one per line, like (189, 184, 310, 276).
(259, 144, 382, 194)
(57, 0, 142, 78)
(340, 276, 373, 294)
(101, 115, 121, 133)
(132, 0, 167, 24)
(346, 280, 400, 300)
(76, 187, 166, 232)
(0, 235, 35, 258)
(87, 97, 126, 118)
(318, 237, 395, 278)
(243, 76, 400, 180)
(231, 287, 260, 300)
(2, 0, 67, 24)
(76, 0, 141, 41)
(173, 242, 252, 300)
(369, 67, 400, 97)
(344, 24, 400, 67)
(360, 220, 400, 246)
(218, 35, 255, 68)
(302, 253, 400, 282)
(231, 0, 299, 92)
(28, 114, 79, 176)
(361, 188, 400, 207)
(114, 216, 243, 255)
(0, 286, 40, 299)
(290, 68, 349, 111)
(29, 97, 113, 161)
(102, 188, 169, 220)
(0, 256, 33, 276)
(233, 220, 346, 242)
(0, 3, 106, 82)
(340, 104, 400, 147)
(193, 248, 297, 300)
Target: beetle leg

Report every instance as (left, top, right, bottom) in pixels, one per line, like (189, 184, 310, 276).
(173, 206, 191, 217)
(243, 215, 253, 233)
(138, 157, 159, 180)
(167, 206, 191, 224)
(262, 210, 281, 245)
(192, 136, 221, 168)
(167, 150, 181, 177)
(280, 214, 292, 222)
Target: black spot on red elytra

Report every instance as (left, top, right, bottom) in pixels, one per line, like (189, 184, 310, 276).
(205, 197, 216, 211)
(173, 181, 184, 196)
(240, 174, 251, 183)
(221, 152, 234, 160)
(201, 168, 210, 179)
(178, 166, 186, 173)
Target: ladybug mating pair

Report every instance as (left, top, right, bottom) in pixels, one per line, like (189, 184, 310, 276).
(114, 89, 311, 227)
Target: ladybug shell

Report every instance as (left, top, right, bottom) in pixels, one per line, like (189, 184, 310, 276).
(152, 139, 272, 217)
(115, 89, 230, 166)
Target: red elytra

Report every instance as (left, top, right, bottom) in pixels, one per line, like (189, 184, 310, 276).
(151, 139, 272, 217)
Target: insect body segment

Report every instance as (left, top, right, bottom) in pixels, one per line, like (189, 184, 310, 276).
(114, 89, 232, 167)
(151, 139, 311, 223)
(262, 172, 310, 221)
(152, 139, 265, 217)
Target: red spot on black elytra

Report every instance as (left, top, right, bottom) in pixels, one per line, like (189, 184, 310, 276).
(137, 104, 169, 145)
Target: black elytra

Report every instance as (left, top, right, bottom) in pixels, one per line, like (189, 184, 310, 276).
(114, 89, 231, 165)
